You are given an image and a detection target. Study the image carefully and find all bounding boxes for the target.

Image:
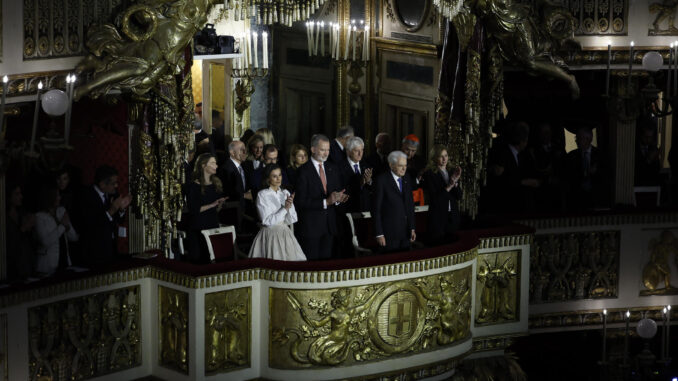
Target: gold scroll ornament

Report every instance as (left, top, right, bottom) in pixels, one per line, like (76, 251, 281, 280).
(204, 287, 251, 375)
(159, 286, 189, 373)
(270, 266, 472, 369)
(475, 250, 520, 326)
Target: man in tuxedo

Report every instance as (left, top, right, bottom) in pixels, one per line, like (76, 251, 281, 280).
(365, 132, 391, 175)
(218, 141, 253, 230)
(328, 126, 354, 165)
(295, 134, 349, 259)
(248, 144, 289, 195)
(564, 127, 607, 210)
(80, 165, 131, 266)
(372, 151, 416, 253)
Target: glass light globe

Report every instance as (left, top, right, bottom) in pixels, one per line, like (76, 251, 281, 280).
(636, 318, 657, 339)
(41, 89, 69, 116)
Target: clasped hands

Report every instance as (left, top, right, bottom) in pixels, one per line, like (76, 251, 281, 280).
(108, 194, 132, 215)
(361, 168, 373, 186)
(326, 189, 349, 205)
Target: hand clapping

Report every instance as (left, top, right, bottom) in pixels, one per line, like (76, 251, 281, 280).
(284, 193, 295, 210)
(327, 189, 349, 204)
(362, 168, 373, 185)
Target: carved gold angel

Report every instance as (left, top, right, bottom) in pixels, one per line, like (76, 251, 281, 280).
(285, 287, 382, 366)
(75, 0, 222, 100)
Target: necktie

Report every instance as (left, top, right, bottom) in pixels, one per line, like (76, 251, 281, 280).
(239, 166, 246, 189)
(319, 163, 327, 193)
(354, 164, 360, 174)
(397, 177, 403, 192)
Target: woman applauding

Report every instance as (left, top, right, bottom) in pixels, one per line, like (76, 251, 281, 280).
(422, 145, 462, 246)
(249, 164, 306, 261)
(186, 153, 227, 263)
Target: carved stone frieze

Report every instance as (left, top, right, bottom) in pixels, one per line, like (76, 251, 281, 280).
(475, 250, 520, 326)
(530, 231, 620, 303)
(204, 287, 250, 375)
(516, 0, 627, 35)
(269, 266, 473, 369)
(649, 0, 678, 35)
(530, 306, 675, 330)
(159, 286, 188, 373)
(28, 286, 141, 381)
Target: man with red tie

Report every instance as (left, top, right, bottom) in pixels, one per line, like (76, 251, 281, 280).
(294, 134, 349, 259)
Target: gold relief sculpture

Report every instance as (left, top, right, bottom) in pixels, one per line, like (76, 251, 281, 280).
(28, 286, 140, 381)
(530, 231, 619, 303)
(649, 0, 678, 36)
(475, 250, 519, 325)
(269, 266, 472, 369)
(159, 286, 189, 373)
(204, 287, 250, 375)
(74, 0, 222, 100)
(641, 230, 678, 296)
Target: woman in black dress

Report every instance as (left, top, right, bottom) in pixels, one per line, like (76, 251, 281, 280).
(186, 153, 226, 263)
(286, 144, 308, 191)
(422, 145, 462, 246)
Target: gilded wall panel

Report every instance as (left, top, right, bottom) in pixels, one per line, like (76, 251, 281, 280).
(28, 286, 141, 381)
(269, 266, 473, 369)
(530, 231, 620, 303)
(640, 230, 678, 296)
(204, 287, 250, 375)
(158, 286, 188, 374)
(475, 250, 520, 326)
(23, 0, 122, 59)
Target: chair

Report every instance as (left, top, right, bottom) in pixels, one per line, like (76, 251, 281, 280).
(201, 226, 237, 262)
(174, 230, 187, 260)
(345, 212, 377, 257)
(633, 186, 661, 208)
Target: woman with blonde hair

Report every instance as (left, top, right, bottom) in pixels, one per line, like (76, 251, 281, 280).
(422, 144, 462, 245)
(245, 134, 265, 170)
(256, 128, 276, 145)
(286, 144, 308, 190)
(186, 153, 227, 263)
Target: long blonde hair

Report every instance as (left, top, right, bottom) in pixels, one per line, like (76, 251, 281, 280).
(426, 144, 453, 173)
(288, 144, 308, 169)
(192, 153, 223, 194)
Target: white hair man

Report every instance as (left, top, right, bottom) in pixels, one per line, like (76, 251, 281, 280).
(294, 134, 349, 259)
(372, 150, 416, 252)
(329, 126, 355, 165)
(338, 136, 374, 213)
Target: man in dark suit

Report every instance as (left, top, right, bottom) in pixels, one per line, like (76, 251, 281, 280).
(564, 127, 608, 210)
(217, 140, 253, 230)
(295, 134, 349, 259)
(635, 125, 661, 186)
(338, 136, 373, 213)
(80, 165, 131, 266)
(365, 132, 391, 175)
(485, 122, 540, 213)
(401, 134, 425, 189)
(373, 151, 416, 253)
(328, 126, 354, 165)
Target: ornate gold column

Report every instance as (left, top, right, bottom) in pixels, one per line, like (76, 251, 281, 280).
(364, 0, 374, 146)
(336, 0, 350, 128)
(609, 79, 639, 206)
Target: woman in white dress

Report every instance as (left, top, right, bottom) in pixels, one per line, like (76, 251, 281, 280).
(249, 164, 306, 261)
(34, 188, 78, 275)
